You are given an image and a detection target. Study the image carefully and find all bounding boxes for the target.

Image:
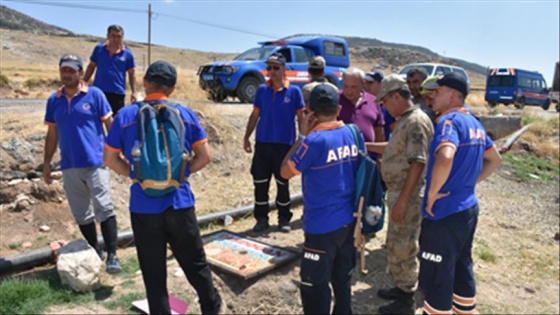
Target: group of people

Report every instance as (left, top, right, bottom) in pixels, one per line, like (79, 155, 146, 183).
(42, 23, 502, 315)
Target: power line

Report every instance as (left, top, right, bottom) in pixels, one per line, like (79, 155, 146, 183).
(4, 0, 281, 38)
(3, 0, 146, 14)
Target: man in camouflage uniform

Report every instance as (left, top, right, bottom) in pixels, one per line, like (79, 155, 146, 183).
(301, 56, 338, 106)
(366, 74, 434, 314)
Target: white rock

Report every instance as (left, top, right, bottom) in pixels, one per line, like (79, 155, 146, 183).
(21, 241, 32, 249)
(39, 225, 50, 232)
(51, 171, 63, 180)
(8, 179, 23, 186)
(56, 240, 102, 292)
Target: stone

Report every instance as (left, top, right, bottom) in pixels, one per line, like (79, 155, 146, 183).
(173, 267, 184, 278)
(21, 241, 32, 249)
(0, 170, 26, 181)
(56, 240, 102, 292)
(39, 225, 50, 232)
(16, 199, 30, 211)
(8, 179, 23, 186)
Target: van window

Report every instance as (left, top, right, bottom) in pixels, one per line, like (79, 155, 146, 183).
(518, 75, 532, 88)
(488, 76, 514, 87)
(323, 41, 346, 56)
(293, 47, 309, 63)
(435, 66, 451, 75)
(540, 80, 547, 89)
(278, 48, 292, 63)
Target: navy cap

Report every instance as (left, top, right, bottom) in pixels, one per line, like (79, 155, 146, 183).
(309, 83, 339, 112)
(266, 53, 286, 66)
(423, 72, 469, 96)
(59, 53, 83, 71)
(145, 61, 177, 87)
(365, 70, 384, 82)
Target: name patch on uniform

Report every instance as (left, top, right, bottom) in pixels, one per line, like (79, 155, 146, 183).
(421, 251, 443, 263)
(326, 144, 358, 163)
(303, 252, 320, 261)
(469, 128, 485, 140)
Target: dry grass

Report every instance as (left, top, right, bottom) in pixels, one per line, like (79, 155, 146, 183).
(466, 90, 486, 107)
(0, 111, 45, 142)
(521, 116, 560, 166)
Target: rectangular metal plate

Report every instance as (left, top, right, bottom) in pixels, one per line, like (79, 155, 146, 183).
(202, 74, 213, 81)
(202, 230, 299, 280)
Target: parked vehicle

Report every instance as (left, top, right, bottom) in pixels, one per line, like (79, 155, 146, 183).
(397, 63, 470, 85)
(550, 61, 559, 112)
(197, 36, 350, 103)
(485, 68, 551, 110)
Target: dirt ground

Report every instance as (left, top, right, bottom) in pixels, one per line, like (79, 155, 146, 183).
(0, 101, 559, 314)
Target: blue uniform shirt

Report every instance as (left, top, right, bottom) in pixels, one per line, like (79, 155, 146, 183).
(287, 121, 363, 234)
(422, 107, 495, 220)
(105, 93, 207, 214)
(44, 84, 112, 170)
(90, 42, 135, 95)
(254, 80, 304, 145)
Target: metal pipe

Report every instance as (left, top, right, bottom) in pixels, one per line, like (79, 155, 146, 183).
(0, 193, 303, 275)
(499, 124, 532, 153)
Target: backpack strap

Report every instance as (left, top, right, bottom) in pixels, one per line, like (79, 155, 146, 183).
(346, 124, 367, 157)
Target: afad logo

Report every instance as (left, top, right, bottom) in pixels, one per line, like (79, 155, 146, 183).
(284, 96, 291, 104)
(82, 103, 91, 111)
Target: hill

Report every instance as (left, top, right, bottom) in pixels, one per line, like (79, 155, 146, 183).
(0, 5, 73, 36)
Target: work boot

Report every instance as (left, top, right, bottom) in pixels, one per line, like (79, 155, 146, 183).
(378, 292, 415, 315)
(278, 218, 291, 233)
(106, 253, 122, 274)
(252, 219, 270, 232)
(377, 286, 402, 300)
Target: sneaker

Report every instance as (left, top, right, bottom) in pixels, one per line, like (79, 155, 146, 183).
(278, 220, 291, 233)
(252, 220, 270, 232)
(106, 253, 122, 274)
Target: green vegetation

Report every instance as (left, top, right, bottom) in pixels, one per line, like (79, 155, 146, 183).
(0, 270, 95, 314)
(8, 243, 21, 250)
(0, 73, 9, 88)
(474, 238, 497, 263)
(502, 152, 560, 182)
(118, 256, 140, 276)
(103, 292, 143, 313)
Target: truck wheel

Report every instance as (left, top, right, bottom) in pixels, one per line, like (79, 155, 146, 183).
(237, 77, 260, 104)
(488, 102, 497, 108)
(515, 97, 525, 109)
(542, 99, 550, 111)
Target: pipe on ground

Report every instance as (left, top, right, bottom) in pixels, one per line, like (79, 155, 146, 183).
(0, 193, 303, 276)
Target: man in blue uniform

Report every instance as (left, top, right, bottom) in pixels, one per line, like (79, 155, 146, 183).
(419, 73, 502, 315)
(280, 83, 363, 314)
(243, 53, 304, 232)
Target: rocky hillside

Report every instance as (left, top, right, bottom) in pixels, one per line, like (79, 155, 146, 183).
(0, 5, 73, 36)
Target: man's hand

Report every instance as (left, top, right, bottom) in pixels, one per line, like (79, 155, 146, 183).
(130, 93, 137, 104)
(425, 191, 450, 217)
(390, 199, 407, 223)
(300, 110, 318, 136)
(243, 137, 252, 153)
(43, 163, 52, 185)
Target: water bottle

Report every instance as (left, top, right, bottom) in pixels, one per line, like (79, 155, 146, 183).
(364, 205, 382, 226)
(131, 140, 142, 179)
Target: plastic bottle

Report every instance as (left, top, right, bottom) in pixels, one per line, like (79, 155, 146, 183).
(131, 140, 142, 179)
(364, 205, 382, 225)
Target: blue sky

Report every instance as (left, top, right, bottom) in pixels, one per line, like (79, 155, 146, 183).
(3, 0, 559, 82)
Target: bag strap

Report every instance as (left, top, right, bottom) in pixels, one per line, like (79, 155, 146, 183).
(346, 124, 367, 157)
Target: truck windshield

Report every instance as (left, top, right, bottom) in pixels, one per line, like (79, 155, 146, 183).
(488, 76, 514, 87)
(234, 47, 275, 61)
(399, 65, 434, 76)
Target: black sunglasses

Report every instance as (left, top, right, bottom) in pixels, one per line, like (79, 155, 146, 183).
(266, 65, 281, 71)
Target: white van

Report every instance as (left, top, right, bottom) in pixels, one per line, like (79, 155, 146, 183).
(398, 63, 470, 85)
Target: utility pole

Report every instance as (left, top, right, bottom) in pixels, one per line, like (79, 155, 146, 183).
(148, 3, 152, 65)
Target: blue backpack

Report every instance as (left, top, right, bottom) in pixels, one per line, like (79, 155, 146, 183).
(133, 101, 189, 197)
(346, 124, 385, 235)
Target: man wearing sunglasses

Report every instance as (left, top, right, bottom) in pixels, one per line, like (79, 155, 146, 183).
(243, 53, 304, 233)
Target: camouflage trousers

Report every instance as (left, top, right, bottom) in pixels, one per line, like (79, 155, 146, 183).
(385, 189, 423, 293)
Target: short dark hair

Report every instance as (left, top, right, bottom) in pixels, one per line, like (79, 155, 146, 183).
(107, 24, 124, 34)
(308, 68, 324, 77)
(312, 105, 338, 117)
(407, 67, 428, 81)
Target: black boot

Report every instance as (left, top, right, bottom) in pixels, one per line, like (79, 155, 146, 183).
(378, 291, 415, 315)
(377, 286, 402, 300)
